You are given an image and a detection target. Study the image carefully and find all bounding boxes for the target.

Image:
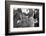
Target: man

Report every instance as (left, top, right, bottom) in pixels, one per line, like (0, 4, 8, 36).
(13, 8, 22, 27)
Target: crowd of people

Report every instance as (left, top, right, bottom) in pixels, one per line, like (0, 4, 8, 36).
(13, 8, 39, 28)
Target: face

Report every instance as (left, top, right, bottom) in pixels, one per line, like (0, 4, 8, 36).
(25, 9, 29, 14)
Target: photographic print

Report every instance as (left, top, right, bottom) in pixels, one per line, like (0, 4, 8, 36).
(5, 1, 45, 35)
(13, 8, 39, 27)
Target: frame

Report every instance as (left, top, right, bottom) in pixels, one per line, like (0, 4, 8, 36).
(5, 1, 45, 35)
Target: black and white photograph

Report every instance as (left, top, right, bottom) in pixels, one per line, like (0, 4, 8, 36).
(13, 8, 39, 28)
(5, 1, 45, 35)
(10, 5, 42, 32)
